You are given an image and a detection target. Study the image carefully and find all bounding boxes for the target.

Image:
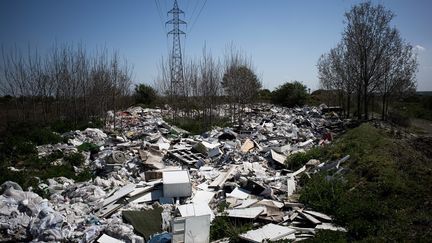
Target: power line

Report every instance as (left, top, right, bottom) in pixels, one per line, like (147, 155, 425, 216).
(189, 0, 207, 34)
(154, 0, 167, 32)
(188, 0, 200, 32)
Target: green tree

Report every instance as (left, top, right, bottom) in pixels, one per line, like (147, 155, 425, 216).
(271, 81, 309, 107)
(134, 83, 157, 106)
(257, 88, 272, 102)
(222, 65, 261, 105)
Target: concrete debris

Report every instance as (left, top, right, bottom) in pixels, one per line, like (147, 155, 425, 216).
(0, 104, 350, 242)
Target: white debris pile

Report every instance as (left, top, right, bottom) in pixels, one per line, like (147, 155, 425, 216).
(0, 104, 350, 242)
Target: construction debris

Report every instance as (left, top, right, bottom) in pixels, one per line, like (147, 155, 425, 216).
(0, 104, 350, 242)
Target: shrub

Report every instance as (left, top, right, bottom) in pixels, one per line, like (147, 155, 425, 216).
(64, 152, 85, 167)
(29, 128, 63, 145)
(271, 81, 309, 107)
(134, 83, 158, 106)
(210, 216, 253, 242)
(285, 147, 325, 170)
(78, 142, 100, 154)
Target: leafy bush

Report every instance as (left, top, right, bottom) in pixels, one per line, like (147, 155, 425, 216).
(134, 83, 158, 106)
(303, 230, 348, 243)
(78, 142, 100, 154)
(285, 147, 325, 170)
(271, 81, 309, 107)
(29, 128, 63, 145)
(210, 216, 253, 242)
(64, 152, 85, 167)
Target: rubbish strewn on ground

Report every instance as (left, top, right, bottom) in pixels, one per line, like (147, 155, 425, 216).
(0, 104, 349, 242)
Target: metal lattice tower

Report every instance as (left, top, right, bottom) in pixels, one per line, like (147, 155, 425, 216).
(166, 0, 186, 97)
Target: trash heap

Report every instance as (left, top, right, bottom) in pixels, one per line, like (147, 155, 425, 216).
(0, 104, 349, 242)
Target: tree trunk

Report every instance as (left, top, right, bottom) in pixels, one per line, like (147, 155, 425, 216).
(381, 94, 386, 121)
(363, 82, 368, 120)
(346, 92, 351, 118)
(357, 90, 362, 120)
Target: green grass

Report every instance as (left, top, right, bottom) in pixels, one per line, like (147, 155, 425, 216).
(299, 123, 432, 241)
(392, 100, 432, 121)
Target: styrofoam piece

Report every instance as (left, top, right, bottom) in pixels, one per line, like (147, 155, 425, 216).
(226, 187, 251, 200)
(315, 222, 347, 232)
(239, 223, 296, 242)
(97, 234, 125, 243)
(191, 191, 215, 204)
(298, 139, 314, 148)
(177, 203, 215, 221)
(256, 199, 284, 209)
(298, 211, 321, 225)
(287, 177, 296, 197)
(303, 210, 332, 221)
(225, 207, 265, 219)
(270, 150, 287, 165)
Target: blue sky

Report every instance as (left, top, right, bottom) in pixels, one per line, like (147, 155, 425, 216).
(0, 0, 431, 91)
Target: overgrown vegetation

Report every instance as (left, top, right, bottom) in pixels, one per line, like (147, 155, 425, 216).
(285, 147, 325, 170)
(392, 95, 432, 121)
(210, 216, 253, 242)
(271, 81, 309, 107)
(0, 122, 94, 197)
(134, 83, 158, 107)
(299, 123, 432, 241)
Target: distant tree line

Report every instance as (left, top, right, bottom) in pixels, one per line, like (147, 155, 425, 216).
(0, 44, 133, 127)
(317, 1, 418, 120)
(154, 45, 262, 127)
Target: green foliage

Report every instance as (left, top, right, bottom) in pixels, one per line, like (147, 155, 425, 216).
(257, 89, 272, 102)
(222, 65, 261, 104)
(303, 230, 348, 243)
(51, 118, 104, 133)
(392, 99, 432, 121)
(210, 216, 253, 242)
(300, 174, 347, 216)
(64, 152, 85, 167)
(134, 83, 157, 106)
(28, 128, 63, 145)
(285, 147, 325, 170)
(298, 123, 432, 241)
(78, 142, 100, 154)
(166, 117, 231, 135)
(271, 81, 309, 107)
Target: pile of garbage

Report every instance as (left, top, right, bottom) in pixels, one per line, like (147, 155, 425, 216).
(0, 104, 349, 242)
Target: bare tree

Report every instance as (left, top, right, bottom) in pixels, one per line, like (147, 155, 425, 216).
(318, 1, 418, 120)
(222, 45, 261, 122)
(378, 35, 417, 119)
(344, 1, 403, 119)
(0, 43, 133, 126)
